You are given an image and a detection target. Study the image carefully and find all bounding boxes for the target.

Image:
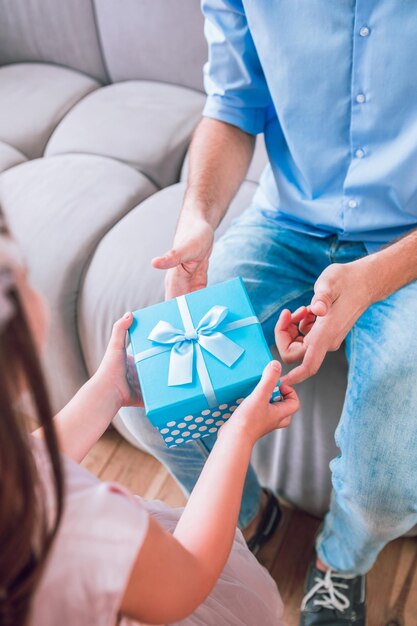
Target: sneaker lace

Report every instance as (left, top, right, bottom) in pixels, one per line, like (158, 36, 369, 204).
(301, 569, 351, 612)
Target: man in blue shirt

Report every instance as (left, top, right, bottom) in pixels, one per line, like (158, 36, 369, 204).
(152, 2, 417, 623)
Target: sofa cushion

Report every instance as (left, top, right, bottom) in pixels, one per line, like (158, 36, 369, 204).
(0, 0, 107, 82)
(78, 180, 258, 375)
(0, 63, 99, 159)
(0, 141, 27, 174)
(46, 81, 205, 188)
(0, 154, 157, 409)
(94, 0, 207, 91)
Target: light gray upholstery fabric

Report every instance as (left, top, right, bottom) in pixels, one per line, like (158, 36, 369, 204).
(0, 141, 27, 174)
(78, 179, 346, 517)
(0, 155, 157, 409)
(78, 180, 258, 375)
(181, 133, 269, 184)
(0, 0, 108, 82)
(94, 0, 207, 91)
(0, 64, 99, 158)
(46, 82, 205, 188)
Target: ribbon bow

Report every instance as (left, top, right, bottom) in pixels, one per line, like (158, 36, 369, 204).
(148, 304, 244, 386)
(134, 294, 259, 408)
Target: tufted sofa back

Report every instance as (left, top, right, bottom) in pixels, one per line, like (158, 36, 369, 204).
(0, 0, 206, 90)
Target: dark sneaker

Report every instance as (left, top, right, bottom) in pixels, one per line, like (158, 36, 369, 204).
(246, 488, 282, 555)
(300, 562, 366, 625)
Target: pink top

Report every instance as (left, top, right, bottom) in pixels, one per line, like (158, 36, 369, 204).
(29, 439, 148, 626)
(29, 437, 283, 626)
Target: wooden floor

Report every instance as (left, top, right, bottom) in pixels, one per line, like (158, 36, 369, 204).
(83, 428, 417, 626)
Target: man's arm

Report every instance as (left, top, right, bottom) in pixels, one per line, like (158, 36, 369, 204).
(153, 0, 270, 299)
(152, 117, 255, 298)
(184, 117, 255, 230)
(276, 229, 417, 385)
(365, 228, 417, 300)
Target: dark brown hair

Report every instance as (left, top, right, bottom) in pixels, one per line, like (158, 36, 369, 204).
(0, 263, 64, 624)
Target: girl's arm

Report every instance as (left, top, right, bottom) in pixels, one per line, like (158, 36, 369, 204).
(33, 313, 142, 462)
(120, 362, 299, 625)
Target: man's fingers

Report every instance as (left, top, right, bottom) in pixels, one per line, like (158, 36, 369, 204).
(152, 248, 182, 270)
(281, 344, 327, 385)
(164, 265, 208, 300)
(108, 312, 132, 350)
(298, 313, 316, 335)
(275, 308, 293, 331)
(275, 311, 307, 363)
(276, 307, 310, 332)
(309, 290, 333, 317)
(311, 268, 338, 316)
(290, 305, 310, 324)
(252, 360, 282, 400)
(275, 310, 298, 352)
(279, 341, 307, 364)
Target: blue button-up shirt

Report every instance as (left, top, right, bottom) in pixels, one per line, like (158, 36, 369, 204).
(202, 0, 417, 251)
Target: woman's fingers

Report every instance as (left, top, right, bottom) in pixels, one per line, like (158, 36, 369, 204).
(252, 360, 281, 401)
(279, 382, 298, 400)
(108, 312, 133, 350)
(272, 383, 300, 420)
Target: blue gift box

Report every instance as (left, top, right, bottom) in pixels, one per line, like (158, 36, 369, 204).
(129, 277, 280, 447)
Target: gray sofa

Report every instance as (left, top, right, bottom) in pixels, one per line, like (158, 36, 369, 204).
(0, 0, 345, 517)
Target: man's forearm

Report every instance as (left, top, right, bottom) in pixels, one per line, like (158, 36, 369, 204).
(363, 228, 417, 303)
(184, 117, 256, 228)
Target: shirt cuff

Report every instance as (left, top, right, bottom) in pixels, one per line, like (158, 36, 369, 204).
(203, 95, 267, 136)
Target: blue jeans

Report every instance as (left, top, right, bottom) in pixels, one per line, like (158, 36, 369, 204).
(126, 204, 417, 575)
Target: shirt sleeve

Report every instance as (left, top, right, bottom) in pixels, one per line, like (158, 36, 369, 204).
(202, 0, 271, 135)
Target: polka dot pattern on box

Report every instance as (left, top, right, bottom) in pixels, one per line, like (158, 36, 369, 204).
(157, 387, 281, 448)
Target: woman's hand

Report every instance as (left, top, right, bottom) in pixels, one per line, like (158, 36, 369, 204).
(47, 313, 142, 462)
(93, 312, 143, 410)
(221, 360, 299, 444)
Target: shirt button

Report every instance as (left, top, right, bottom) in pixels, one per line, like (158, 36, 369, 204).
(356, 93, 366, 104)
(355, 148, 365, 159)
(348, 199, 358, 209)
(359, 26, 370, 37)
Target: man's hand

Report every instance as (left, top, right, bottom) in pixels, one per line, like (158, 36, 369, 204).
(152, 211, 214, 300)
(151, 118, 255, 300)
(275, 261, 373, 385)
